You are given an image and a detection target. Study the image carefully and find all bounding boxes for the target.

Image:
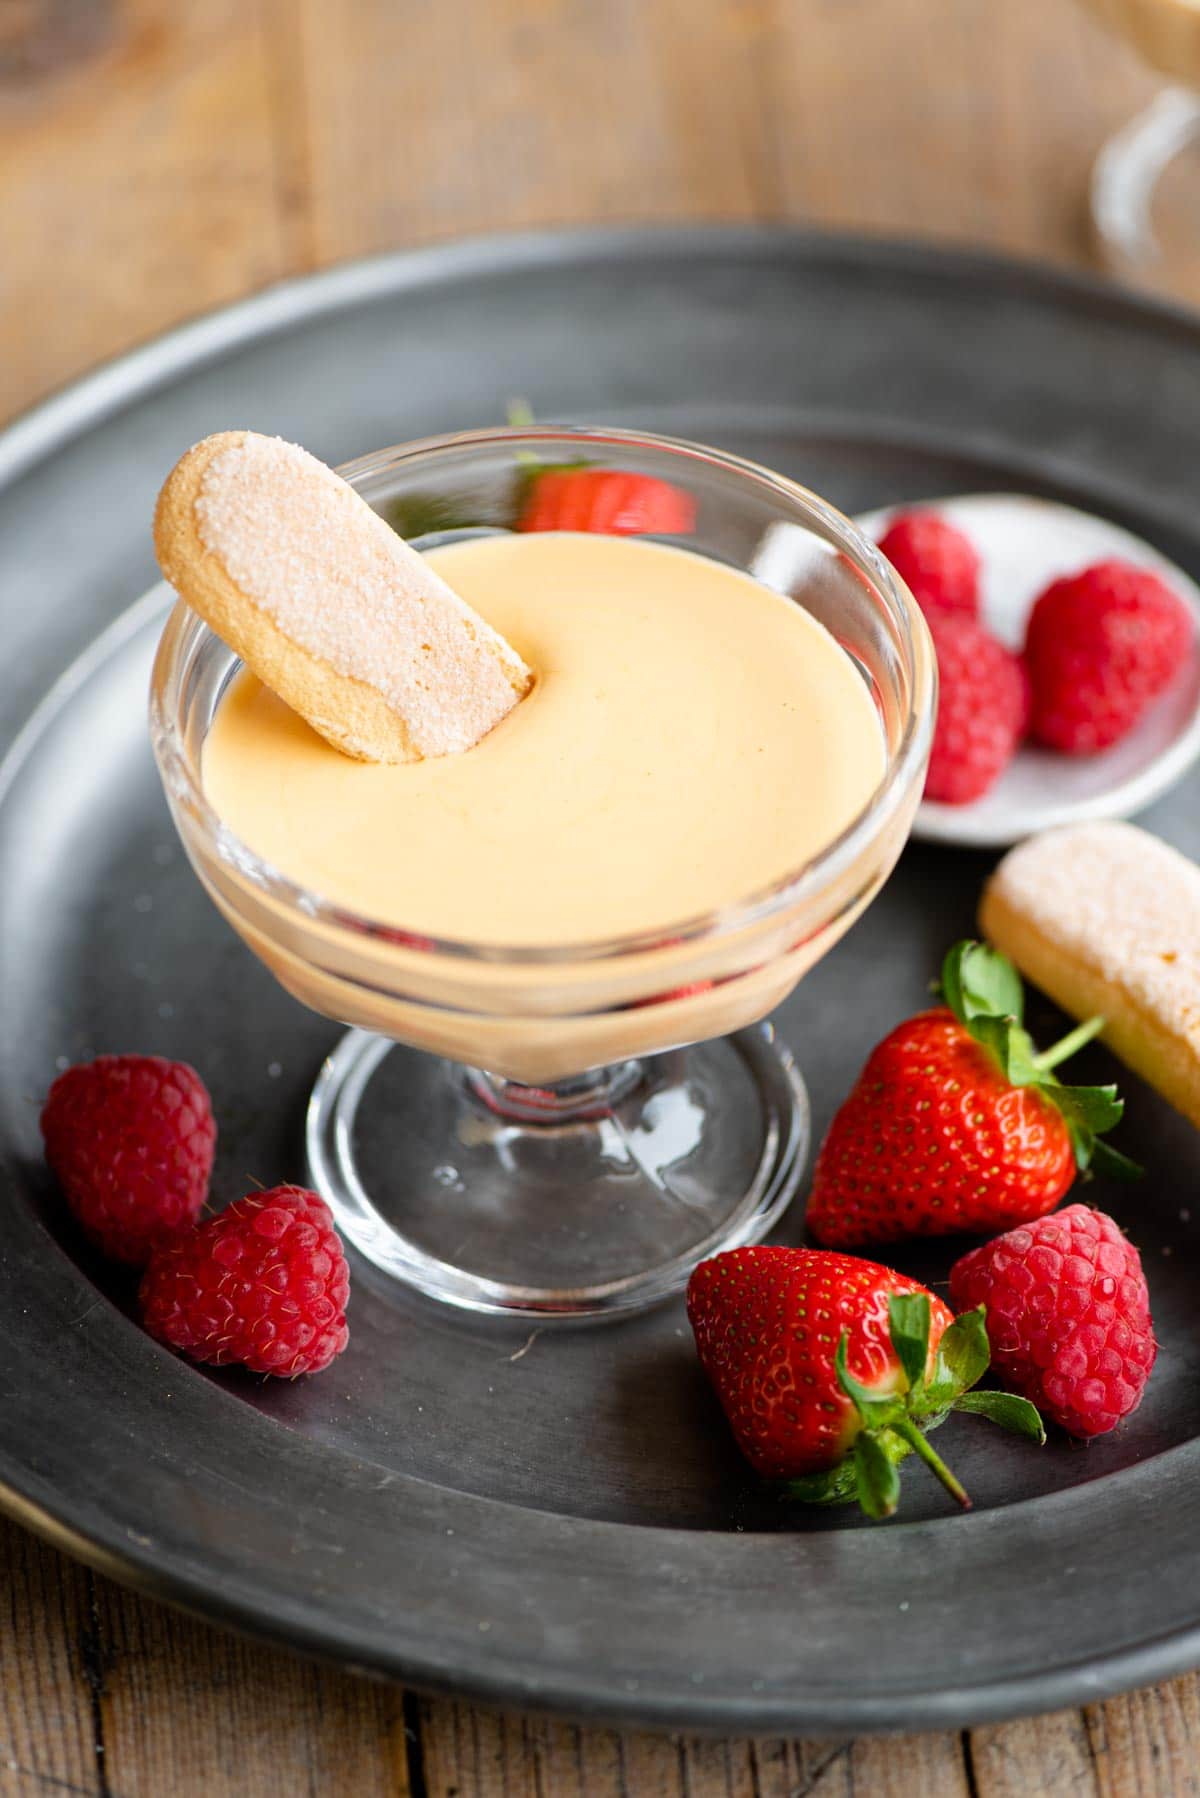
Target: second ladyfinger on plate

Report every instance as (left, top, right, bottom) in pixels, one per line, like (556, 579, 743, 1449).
(980, 819, 1200, 1129)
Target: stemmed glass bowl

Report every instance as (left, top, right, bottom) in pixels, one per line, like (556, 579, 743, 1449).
(150, 427, 934, 1321)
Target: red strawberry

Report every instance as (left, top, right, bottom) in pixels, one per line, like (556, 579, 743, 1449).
(924, 614, 1029, 805)
(634, 981, 715, 1007)
(631, 933, 715, 1006)
(41, 1054, 216, 1266)
(1025, 559, 1193, 754)
(376, 926, 437, 953)
(877, 510, 980, 618)
(949, 1205, 1156, 1438)
(687, 1245, 1043, 1517)
(517, 468, 695, 535)
(806, 941, 1136, 1249)
(140, 1185, 350, 1377)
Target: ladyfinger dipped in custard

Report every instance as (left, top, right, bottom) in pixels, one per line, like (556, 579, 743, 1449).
(980, 820, 1200, 1129)
(154, 431, 532, 763)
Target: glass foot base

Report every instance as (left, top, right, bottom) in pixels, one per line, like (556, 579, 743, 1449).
(306, 1025, 809, 1321)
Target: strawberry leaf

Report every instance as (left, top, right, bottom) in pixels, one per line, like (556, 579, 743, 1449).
(1051, 1085, 1140, 1178)
(1039, 1072, 1140, 1178)
(887, 1293, 931, 1393)
(968, 1014, 1040, 1088)
(1053, 1083, 1125, 1136)
(779, 1461, 860, 1506)
(953, 1389, 1046, 1442)
(780, 1429, 912, 1506)
(384, 493, 483, 542)
(938, 940, 1138, 1178)
(855, 1431, 901, 1519)
(834, 1331, 899, 1429)
(919, 1305, 990, 1411)
(783, 1305, 1045, 1522)
(1088, 1138, 1144, 1182)
(942, 940, 1024, 1025)
(938, 941, 970, 1020)
(1064, 1115, 1093, 1174)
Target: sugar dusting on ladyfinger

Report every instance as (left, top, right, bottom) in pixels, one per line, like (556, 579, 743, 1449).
(154, 431, 532, 763)
(981, 820, 1200, 1129)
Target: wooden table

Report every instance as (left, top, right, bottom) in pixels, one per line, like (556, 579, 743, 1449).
(1, 3, 1196, 1792)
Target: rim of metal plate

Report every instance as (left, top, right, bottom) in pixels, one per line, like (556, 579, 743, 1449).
(3, 227, 1200, 1736)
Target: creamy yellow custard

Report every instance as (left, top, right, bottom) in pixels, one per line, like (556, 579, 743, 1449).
(203, 532, 885, 946)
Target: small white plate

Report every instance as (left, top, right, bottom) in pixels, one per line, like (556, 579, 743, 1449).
(858, 494, 1200, 849)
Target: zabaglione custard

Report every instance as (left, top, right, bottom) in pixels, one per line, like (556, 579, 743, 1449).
(202, 531, 886, 947)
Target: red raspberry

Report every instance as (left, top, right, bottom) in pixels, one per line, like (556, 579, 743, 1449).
(141, 1185, 350, 1377)
(41, 1055, 215, 1266)
(1025, 559, 1193, 754)
(877, 510, 980, 618)
(949, 1205, 1156, 1438)
(924, 614, 1029, 804)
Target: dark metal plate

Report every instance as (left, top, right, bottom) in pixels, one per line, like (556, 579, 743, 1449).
(1, 229, 1199, 1734)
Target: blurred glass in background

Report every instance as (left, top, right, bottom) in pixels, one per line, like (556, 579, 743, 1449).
(1082, 0, 1200, 294)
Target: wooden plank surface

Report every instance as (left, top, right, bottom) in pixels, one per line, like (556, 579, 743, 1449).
(1, 0, 1197, 1793)
(0, 0, 1166, 425)
(0, 0, 293, 425)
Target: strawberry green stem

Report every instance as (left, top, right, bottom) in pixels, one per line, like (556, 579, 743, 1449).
(1032, 1015, 1105, 1073)
(891, 1419, 972, 1511)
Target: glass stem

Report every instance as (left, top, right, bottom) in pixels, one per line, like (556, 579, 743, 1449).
(464, 1061, 644, 1125)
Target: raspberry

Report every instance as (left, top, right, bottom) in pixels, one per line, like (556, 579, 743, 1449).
(877, 511, 980, 618)
(949, 1205, 1156, 1438)
(924, 614, 1029, 804)
(1025, 559, 1193, 754)
(141, 1185, 350, 1376)
(41, 1055, 216, 1266)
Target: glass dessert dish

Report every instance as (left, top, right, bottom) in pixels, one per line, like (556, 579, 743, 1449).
(1080, 0, 1200, 288)
(150, 428, 934, 1321)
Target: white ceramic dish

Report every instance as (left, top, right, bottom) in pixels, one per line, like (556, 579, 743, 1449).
(859, 493, 1200, 848)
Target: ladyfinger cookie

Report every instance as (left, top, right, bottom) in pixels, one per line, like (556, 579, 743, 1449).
(980, 820, 1200, 1128)
(154, 431, 532, 763)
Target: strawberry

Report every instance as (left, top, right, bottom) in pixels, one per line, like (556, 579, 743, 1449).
(631, 937, 715, 1007)
(806, 941, 1137, 1249)
(516, 467, 695, 536)
(924, 613, 1029, 805)
(633, 980, 715, 1007)
(1024, 559, 1193, 754)
(877, 510, 981, 618)
(687, 1245, 1044, 1518)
